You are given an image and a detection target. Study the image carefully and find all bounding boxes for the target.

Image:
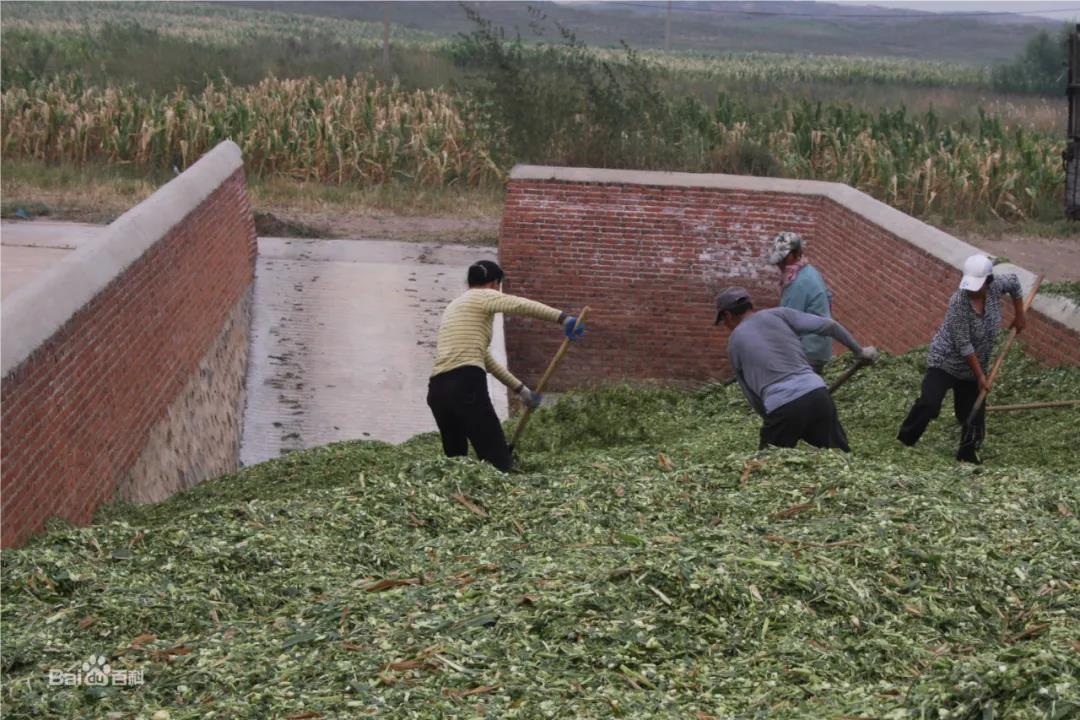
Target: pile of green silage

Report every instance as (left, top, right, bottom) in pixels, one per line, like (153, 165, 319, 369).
(2, 349, 1078, 719)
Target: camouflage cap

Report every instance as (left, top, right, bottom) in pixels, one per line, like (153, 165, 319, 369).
(768, 231, 803, 266)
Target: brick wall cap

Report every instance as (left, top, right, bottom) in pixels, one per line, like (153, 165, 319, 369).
(511, 164, 839, 195)
(989, 263, 1078, 330)
(2, 141, 245, 378)
(509, 166, 1080, 334)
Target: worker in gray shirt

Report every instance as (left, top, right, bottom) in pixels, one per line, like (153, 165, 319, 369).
(715, 287, 878, 452)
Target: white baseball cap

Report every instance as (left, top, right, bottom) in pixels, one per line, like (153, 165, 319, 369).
(959, 254, 993, 292)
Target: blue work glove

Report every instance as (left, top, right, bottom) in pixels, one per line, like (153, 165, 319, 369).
(516, 385, 543, 410)
(561, 315, 586, 341)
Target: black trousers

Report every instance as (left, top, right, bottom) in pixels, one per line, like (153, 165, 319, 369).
(897, 367, 985, 462)
(759, 387, 850, 452)
(427, 366, 513, 472)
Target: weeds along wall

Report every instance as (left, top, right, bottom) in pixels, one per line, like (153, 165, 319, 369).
(499, 166, 1080, 389)
(0, 141, 257, 548)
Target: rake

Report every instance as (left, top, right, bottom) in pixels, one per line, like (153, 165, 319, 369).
(509, 307, 590, 452)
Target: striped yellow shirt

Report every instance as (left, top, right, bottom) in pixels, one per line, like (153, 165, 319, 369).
(431, 289, 562, 388)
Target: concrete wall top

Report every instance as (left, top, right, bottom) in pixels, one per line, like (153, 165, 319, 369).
(510, 165, 1080, 334)
(2, 141, 245, 378)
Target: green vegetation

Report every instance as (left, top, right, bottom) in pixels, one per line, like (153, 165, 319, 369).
(0, 1, 442, 55)
(0, 159, 504, 232)
(992, 26, 1071, 96)
(3, 53, 1064, 224)
(0, 1, 1057, 98)
(0, 6, 999, 95)
(0, 22, 454, 96)
(0, 2, 1071, 227)
(2, 348, 1078, 718)
(0, 158, 167, 224)
(11, 0, 1038, 65)
(1, 75, 501, 186)
(1042, 281, 1080, 304)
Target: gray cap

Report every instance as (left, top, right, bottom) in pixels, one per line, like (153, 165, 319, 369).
(714, 286, 751, 324)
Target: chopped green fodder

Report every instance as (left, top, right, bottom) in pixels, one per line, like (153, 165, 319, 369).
(2, 348, 1078, 719)
(1042, 281, 1080, 307)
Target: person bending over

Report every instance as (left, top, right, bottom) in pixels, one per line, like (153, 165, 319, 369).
(715, 286, 878, 452)
(427, 260, 585, 471)
(897, 254, 1024, 464)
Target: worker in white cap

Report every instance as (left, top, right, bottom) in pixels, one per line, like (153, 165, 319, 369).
(897, 254, 1026, 463)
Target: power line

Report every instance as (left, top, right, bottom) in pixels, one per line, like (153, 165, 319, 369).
(598, 1, 1080, 20)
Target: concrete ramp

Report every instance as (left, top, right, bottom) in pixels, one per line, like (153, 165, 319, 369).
(0, 221, 103, 298)
(1, 221, 507, 467)
(240, 238, 506, 465)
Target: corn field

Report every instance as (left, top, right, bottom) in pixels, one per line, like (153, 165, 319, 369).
(1, 75, 503, 187)
(3, 2, 997, 92)
(0, 1, 441, 48)
(0, 73, 1064, 221)
(697, 98, 1064, 221)
(634, 49, 990, 89)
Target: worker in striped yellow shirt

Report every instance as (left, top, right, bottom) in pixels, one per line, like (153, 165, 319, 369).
(428, 260, 585, 471)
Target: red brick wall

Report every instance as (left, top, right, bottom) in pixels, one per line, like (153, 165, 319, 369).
(499, 178, 1079, 390)
(814, 198, 1080, 366)
(0, 169, 257, 548)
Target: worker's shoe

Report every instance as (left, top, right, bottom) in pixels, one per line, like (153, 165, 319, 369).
(956, 448, 982, 465)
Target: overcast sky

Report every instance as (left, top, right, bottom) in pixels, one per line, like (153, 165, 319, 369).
(833, 1, 1079, 21)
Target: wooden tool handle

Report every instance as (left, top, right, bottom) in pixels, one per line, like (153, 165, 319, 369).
(966, 275, 1043, 425)
(510, 306, 590, 449)
(828, 358, 868, 395)
(986, 400, 1079, 412)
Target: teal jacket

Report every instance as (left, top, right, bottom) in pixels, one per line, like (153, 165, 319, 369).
(780, 265, 833, 364)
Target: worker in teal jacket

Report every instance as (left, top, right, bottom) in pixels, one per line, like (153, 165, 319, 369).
(768, 232, 834, 374)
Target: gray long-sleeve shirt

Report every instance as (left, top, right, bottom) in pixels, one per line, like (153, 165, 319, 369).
(727, 307, 863, 417)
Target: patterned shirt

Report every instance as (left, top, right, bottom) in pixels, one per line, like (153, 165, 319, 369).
(431, 289, 562, 388)
(926, 274, 1022, 380)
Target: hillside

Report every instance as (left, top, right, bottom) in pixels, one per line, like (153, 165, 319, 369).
(224, 0, 1058, 63)
(2, 349, 1078, 717)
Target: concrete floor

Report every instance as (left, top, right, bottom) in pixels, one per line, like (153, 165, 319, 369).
(239, 238, 506, 465)
(1, 220, 506, 464)
(0, 221, 103, 298)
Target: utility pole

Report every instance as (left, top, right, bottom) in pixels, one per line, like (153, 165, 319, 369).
(664, 0, 672, 52)
(382, 3, 392, 76)
(1067, 24, 1080, 219)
